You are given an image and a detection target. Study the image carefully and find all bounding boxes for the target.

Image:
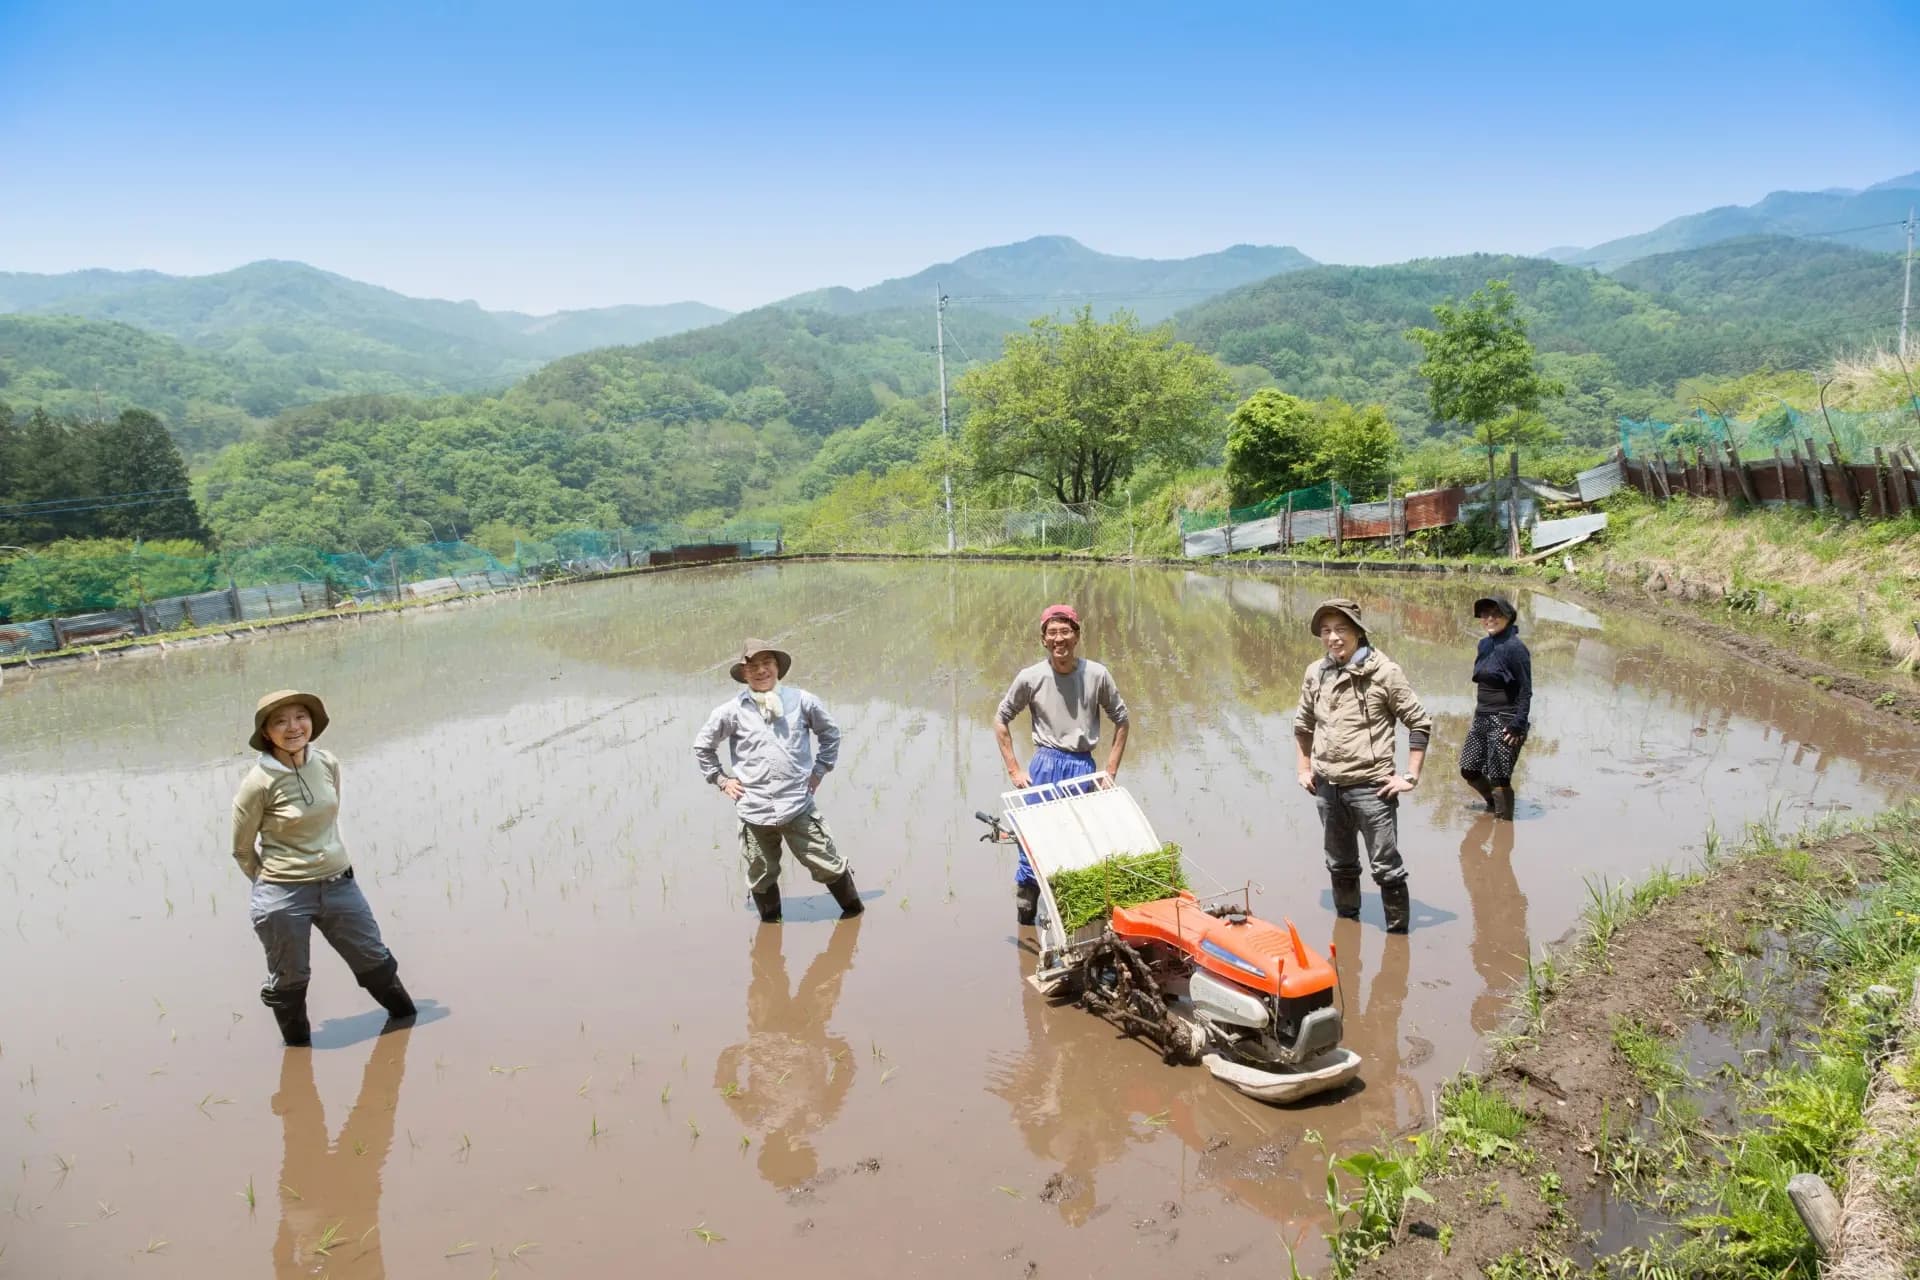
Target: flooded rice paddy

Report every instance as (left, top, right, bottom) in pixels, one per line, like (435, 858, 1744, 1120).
(3, 561, 1917, 1278)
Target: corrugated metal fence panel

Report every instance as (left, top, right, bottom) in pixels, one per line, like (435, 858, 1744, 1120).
(1576, 461, 1623, 502)
(182, 591, 239, 627)
(58, 609, 141, 645)
(1530, 512, 1608, 550)
(1403, 487, 1463, 531)
(1181, 526, 1228, 557)
(0, 620, 59, 657)
(1340, 499, 1397, 540)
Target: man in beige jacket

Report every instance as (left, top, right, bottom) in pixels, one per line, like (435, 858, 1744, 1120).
(1292, 598, 1433, 933)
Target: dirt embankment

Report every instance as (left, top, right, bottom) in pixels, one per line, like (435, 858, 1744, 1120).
(1354, 832, 1886, 1279)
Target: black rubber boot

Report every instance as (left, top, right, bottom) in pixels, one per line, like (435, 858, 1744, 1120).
(1462, 770, 1496, 812)
(1381, 880, 1412, 934)
(751, 886, 783, 923)
(1015, 880, 1040, 926)
(262, 984, 311, 1047)
(1491, 786, 1515, 821)
(1331, 873, 1363, 920)
(826, 871, 864, 917)
(356, 956, 416, 1020)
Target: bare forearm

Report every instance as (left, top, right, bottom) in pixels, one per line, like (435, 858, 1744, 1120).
(1104, 722, 1129, 776)
(1294, 730, 1315, 775)
(994, 721, 1020, 775)
(1406, 746, 1425, 782)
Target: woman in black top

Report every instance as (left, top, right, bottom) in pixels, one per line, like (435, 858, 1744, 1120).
(1459, 596, 1531, 820)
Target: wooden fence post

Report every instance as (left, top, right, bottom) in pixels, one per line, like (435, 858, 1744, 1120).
(1901, 446, 1920, 508)
(1507, 450, 1522, 558)
(1283, 494, 1293, 550)
(1787, 1173, 1841, 1258)
(1653, 451, 1673, 500)
(1802, 439, 1830, 511)
(1387, 480, 1397, 554)
(1332, 491, 1343, 556)
(1876, 447, 1905, 516)
(1824, 441, 1856, 515)
(1725, 442, 1758, 506)
(228, 571, 242, 623)
(1771, 447, 1786, 505)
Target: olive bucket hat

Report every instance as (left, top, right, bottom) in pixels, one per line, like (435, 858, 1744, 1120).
(1308, 598, 1367, 639)
(729, 638, 793, 683)
(249, 689, 330, 752)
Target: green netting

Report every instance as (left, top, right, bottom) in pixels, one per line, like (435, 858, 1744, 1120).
(1179, 481, 1348, 534)
(0, 522, 785, 624)
(1619, 402, 1917, 461)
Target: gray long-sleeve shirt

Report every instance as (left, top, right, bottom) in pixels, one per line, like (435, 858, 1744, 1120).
(995, 658, 1129, 755)
(693, 685, 842, 827)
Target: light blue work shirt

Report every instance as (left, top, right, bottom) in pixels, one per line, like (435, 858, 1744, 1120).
(693, 684, 842, 827)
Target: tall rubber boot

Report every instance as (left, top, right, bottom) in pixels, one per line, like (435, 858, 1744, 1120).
(1381, 880, 1412, 935)
(826, 871, 864, 918)
(751, 886, 783, 923)
(262, 984, 311, 1047)
(1491, 786, 1515, 822)
(1461, 771, 1496, 812)
(1330, 873, 1363, 920)
(356, 956, 417, 1020)
(1015, 880, 1040, 926)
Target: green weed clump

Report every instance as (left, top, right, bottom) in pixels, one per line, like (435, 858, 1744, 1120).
(1047, 843, 1187, 932)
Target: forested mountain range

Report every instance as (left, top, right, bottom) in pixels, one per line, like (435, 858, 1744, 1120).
(1176, 237, 1905, 445)
(777, 235, 1317, 323)
(1547, 172, 1919, 269)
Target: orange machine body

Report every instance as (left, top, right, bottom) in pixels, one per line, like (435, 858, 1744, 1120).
(1110, 892, 1335, 1000)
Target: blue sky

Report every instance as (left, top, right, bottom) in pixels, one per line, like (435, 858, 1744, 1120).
(1, 0, 1915, 312)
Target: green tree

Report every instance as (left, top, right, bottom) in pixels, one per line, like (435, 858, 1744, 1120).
(1313, 400, 1400, 500)
(1405, 279, 1564, 520)
(959, 308, 1231, 507)
(88, 409, 212, 544)
(1223, 390, 1319, 504)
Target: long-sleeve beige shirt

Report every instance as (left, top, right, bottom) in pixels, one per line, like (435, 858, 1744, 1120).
(231, 748, 351, 882)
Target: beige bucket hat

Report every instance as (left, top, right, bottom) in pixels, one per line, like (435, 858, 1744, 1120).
(250, 689, 330, 752)
(728, 638, 793, 683)
(1308, 598, 1367, 639)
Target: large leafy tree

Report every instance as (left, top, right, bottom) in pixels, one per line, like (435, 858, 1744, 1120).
(1405, 280, 1564, 503)
(89, 409, 212, 544)
(959, 307, 1231, 507)
(1223, 390, 1400, 505)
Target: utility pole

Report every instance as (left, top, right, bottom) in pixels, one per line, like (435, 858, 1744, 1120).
(936, 285, 956, 553)
(1901, 207, 1915, 355)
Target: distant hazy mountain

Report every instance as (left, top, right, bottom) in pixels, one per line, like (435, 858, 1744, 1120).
(778, 235, 1318, 323)
(0, 260, 730, 395)
(1547, 173, 1920, 269)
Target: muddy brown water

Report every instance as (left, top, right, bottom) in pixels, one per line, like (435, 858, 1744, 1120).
(4, 562, 1916, 1279)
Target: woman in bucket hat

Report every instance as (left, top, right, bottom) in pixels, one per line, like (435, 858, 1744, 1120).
(1459, 596, 1531, 820)
(694, 639, 862, 924)
(231, 691, 416, 1046)
(1292, 598, 1433, 933)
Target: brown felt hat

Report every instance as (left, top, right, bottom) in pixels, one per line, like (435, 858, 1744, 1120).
(249, 689, 330, 752)
(1308, 598, 1367, 639)
(729, 638, 793, 683)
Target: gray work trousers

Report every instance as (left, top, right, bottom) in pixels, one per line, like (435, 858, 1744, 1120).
(739, 808, 847, 893)
(1313, 778, 1407, 886)
(249, 872, 393, 999)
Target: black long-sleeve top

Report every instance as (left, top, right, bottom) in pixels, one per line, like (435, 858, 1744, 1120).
(1471, 626, 1532, 734)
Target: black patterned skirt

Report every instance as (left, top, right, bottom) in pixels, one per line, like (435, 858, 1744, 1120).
(1460, 712, 1524, 783)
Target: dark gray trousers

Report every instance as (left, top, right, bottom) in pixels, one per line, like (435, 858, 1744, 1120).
(249, 873, 393, 1000)
(1314, 779, 1407, 886)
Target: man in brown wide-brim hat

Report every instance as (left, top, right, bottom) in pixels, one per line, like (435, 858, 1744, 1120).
(693, 638, 862, 923)
(1292, 599, 1434, 934)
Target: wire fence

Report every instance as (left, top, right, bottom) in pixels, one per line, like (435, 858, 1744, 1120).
(0, 522, 782, 658)
(1619, 400, 1920, 461)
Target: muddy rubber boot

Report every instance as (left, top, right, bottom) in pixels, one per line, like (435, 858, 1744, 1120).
(356, 956, 417, 1020)
(751, 886, 783, 923)
(1462, 771, 1496, 812)
(1491, 786, 1515, 821)
(1015, 880, 1040, 926)
(1330, 873, 1363, 920)
(263, 985, 311, 1047)
(1381, 881, 1412, 934)
(826, 871, 864, 918)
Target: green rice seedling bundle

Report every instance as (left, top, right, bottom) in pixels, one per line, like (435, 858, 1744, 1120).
(1048, 843, 1187, 933)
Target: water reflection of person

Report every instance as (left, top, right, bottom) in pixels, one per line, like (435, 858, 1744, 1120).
(714, 917, 864, 1189)
(987, 947, 1136, 1226)
(1458, 815, 1529, 1034)
(271, 1027, 412, 1278)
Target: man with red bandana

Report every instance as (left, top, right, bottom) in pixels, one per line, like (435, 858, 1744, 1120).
(994, 604, 1131, 925)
